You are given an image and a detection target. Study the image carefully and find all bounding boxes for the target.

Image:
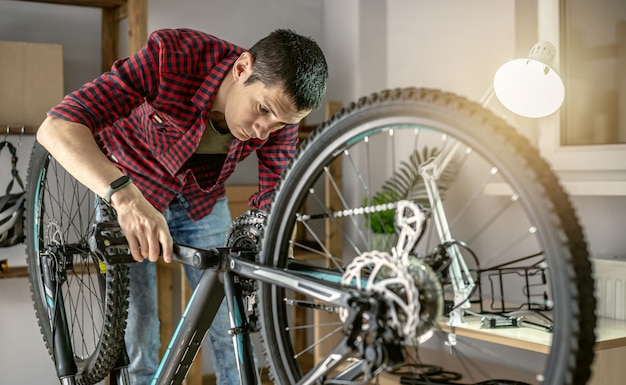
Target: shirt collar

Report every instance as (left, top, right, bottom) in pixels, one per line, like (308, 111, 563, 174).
(191, 55, 239, 110)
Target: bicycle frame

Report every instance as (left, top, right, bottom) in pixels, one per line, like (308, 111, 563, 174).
(44, 142, 474, 385)
(418, 138, 475, 327)
(107, 244, 353, 385)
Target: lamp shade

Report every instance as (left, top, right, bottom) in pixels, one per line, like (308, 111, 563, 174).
(493, 41, 565, 118)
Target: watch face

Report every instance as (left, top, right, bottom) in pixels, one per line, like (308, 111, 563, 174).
(111, 176, 131, 189)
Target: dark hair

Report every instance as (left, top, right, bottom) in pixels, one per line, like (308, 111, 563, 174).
(246, 29, 328, 111)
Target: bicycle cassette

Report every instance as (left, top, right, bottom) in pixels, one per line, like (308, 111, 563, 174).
(225, 209, 267, 251)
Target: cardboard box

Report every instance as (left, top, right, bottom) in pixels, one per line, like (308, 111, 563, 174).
(0, 41, 63, 133)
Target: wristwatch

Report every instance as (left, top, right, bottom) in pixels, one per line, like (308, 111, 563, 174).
(103, 175, 132, 205)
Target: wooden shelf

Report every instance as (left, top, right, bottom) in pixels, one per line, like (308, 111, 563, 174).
(440, 315, 552, 354)
(439, 316, 626, 353)
(378, 317, 626, 384)
(2, 125, 38, 136)
(0, 262, 110, 280)
(19, 0, 125, 6)
(0, 265, 29, 279)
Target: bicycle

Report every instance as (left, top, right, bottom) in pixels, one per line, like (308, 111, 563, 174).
(25, 87, 596, 385)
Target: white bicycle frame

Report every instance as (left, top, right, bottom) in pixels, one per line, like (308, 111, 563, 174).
(418, 139, 475, 328)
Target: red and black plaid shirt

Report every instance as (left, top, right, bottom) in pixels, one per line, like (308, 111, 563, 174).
(49, 28, 298, 220)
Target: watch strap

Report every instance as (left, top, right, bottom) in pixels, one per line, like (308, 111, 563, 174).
(103, 175, 132, 205)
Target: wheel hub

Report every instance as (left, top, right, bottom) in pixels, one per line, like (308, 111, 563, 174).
(341, 251, 442, 345)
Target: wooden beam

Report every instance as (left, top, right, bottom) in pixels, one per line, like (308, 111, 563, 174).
(126, 0, 147, 55)
(314, 101, 344, 363)
(3, 125, 38, 136)
(323, 101, 344, 265)
(17, 0, 126, 8)
(0, 265, 29, 279)
(101, 7, 119, 72)
(115, 3, 127, 20)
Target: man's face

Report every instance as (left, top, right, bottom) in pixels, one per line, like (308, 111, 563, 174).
(224, 54, 311, 141)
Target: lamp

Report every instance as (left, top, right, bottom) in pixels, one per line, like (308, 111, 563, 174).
(493, 41, 565, 118)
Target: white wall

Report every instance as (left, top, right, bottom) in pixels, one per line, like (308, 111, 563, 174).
(387, 0, 516, 101)
(0, 0, 624, 384)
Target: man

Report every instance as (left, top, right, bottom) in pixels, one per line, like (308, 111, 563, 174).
(36, 28, 328, 385)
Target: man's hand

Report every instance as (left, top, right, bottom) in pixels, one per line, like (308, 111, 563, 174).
(110, 183, 173, 263)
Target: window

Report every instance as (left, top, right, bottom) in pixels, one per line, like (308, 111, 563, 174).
(537, 0, 626, 183)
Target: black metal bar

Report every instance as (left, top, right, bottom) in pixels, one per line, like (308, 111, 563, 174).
(498, 269, 506, 312)
(153, 269, 224, 385)
(172, 244, 223, 270)
(41, 252, 78, 378)
(223, 271, 259, 385)
(229, 255, 354, 307)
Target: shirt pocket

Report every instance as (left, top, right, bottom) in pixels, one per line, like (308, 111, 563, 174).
(147, 112, 185, 155)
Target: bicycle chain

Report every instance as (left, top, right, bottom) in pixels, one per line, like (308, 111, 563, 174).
(297, 202, 399, 222)
(224, 209, 266, 296)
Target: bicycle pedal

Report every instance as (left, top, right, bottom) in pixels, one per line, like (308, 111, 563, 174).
(89, 221, 134, 264)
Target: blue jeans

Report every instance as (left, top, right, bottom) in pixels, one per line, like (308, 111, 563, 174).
(125, 197, 241, 385)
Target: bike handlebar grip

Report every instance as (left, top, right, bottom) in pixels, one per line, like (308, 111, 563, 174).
(172, 244, 221, 270)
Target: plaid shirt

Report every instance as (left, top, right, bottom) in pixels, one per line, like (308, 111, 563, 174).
(49, 28, 298, 220)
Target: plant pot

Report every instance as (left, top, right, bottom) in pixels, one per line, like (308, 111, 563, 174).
(370, 233, 398, 252)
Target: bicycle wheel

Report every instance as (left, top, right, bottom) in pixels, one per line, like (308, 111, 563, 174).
(258, 88, 596, 385)
(25, 141, 129, 385)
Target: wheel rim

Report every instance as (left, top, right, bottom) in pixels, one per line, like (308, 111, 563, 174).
(259, 90, 594, 385)
(27, 145, 128, 384)
(34, 155, 105, 361)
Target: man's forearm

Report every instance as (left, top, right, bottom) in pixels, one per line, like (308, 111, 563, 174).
(36, 116, 126, 198)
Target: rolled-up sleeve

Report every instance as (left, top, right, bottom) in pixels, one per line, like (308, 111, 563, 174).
(48, 32, 162, 133)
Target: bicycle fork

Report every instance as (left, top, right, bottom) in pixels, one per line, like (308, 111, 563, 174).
(40, 249, 77, 385)
(41, 247, 131, 385)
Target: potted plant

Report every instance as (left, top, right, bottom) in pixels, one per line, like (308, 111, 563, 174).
(365, 146, 458, 250)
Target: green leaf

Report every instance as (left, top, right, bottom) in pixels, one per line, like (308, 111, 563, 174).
(363, 146, 459, 233)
